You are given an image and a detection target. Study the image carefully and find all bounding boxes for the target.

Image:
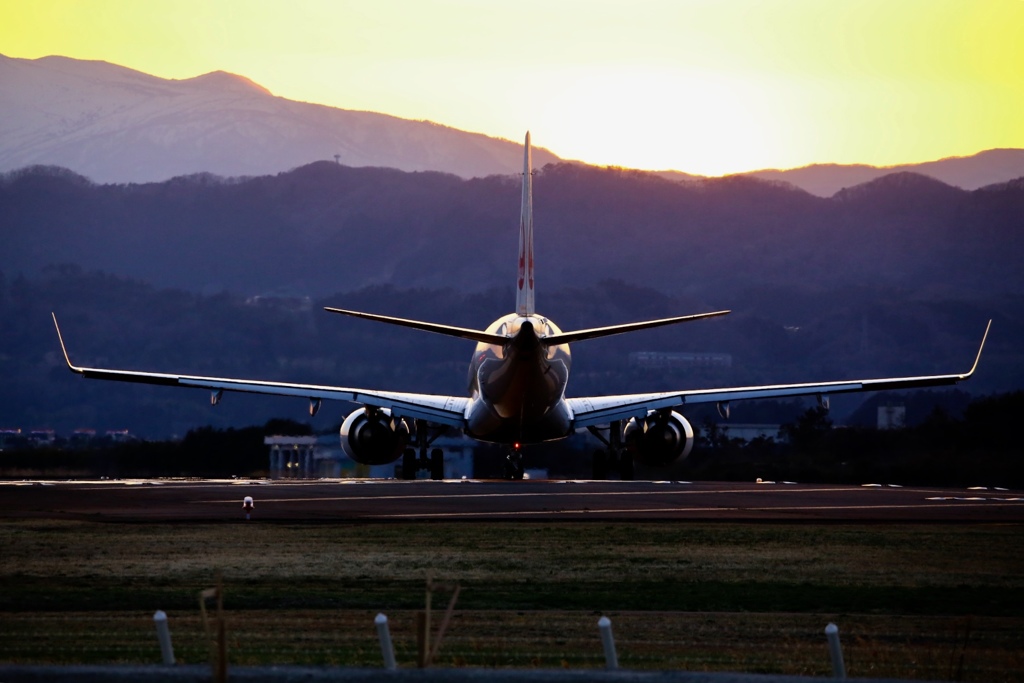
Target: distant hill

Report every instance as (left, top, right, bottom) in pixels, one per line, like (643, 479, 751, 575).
(3, 162, 1022, 303)
(742, 148, 1024, 197)
(0, 54, 560, 183)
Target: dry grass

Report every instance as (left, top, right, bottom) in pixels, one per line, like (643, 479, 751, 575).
(2, 520, 1023, 680)
(4, 521, 1021, 587)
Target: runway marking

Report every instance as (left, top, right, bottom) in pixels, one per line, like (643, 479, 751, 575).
(191, 486, 878, 505)
(371, 501, 1024, 519)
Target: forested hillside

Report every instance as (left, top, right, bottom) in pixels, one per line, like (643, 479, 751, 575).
(1, 267, 1016, 437)
(3, 163, 1022, 300)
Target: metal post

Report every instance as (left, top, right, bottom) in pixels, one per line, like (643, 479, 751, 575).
(153, 610, 175, 665)
(825, 622, 846, 679)
(375, 613, 397, 670)
(598, 616, 618, 670)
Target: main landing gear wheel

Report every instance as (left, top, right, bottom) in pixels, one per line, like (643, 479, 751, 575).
(399, 420, 445, 480)
(618, 451, 635, 480)
(588, 421, 635, 480)
(430, 448, 444, 480)
(401, 448, 417, 480)
(592, 449, 608, 480)
(591, 448, 633, 480)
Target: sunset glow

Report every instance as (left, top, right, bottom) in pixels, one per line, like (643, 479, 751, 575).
(2, 0, 1021, 175)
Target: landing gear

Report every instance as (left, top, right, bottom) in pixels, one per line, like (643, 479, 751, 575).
(591, 448, 633, 480)
(430, 448, 444, 480)
(398, 421, 445, 480)
(619, 450, 634, 480)
(401, 448, 417, 480)
(503, 445, 525, 480)
(592, 448, 608, 480)
(587, 421, 634, 480)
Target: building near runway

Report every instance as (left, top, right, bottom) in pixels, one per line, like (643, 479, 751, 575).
(265, 434, 475, 479)
(265, 435, 319, 477)
(629, 351, 732, 369)
(711, 424, 784, 443)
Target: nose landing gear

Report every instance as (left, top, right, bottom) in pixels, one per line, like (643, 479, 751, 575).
(503, 442, 525, 480)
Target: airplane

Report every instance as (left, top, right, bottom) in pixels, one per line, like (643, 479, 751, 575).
(52, 133, 991, 480)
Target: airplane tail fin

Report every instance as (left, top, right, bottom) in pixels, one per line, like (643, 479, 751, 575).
(516, 132, 535, 317)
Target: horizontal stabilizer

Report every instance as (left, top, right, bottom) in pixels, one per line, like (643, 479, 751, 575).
(545, 309, 730, 345)
(324, 307, 508, 345)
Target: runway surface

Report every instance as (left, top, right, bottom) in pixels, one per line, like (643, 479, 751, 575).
(1, 478, 1022, 522)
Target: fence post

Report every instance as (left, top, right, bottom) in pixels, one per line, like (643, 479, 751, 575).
(598, 616, 618, 670)
(153, 610, 175, 665)
(825, 622, 846, 679)
(375, 613, 397, 670)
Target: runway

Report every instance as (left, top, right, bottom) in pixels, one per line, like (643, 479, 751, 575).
(1, 478, 1022, 522)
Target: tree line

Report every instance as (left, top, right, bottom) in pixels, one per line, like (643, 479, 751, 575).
(2, 395, 1020, 487)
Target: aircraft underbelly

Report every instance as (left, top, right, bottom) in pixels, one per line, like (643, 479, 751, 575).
(465, 396, 572, 444)
(465, 355, 571, 443)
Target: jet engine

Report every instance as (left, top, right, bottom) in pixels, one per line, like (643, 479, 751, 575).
(623, 410, 694, 467)
(340, 407, 410, 465)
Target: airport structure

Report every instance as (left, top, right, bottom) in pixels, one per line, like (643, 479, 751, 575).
(0, 427, 129, 449)
(877, 405, 907, 430)
(265, 435, 318, 477)
(265, 434, 475, 479)
(712, 424, 782, 443)
(628, 351, 732, 369)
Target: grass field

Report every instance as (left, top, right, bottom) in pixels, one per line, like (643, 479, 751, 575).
(1, 520, 1022, 680)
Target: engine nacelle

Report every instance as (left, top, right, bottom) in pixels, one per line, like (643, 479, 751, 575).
(340, 407, 410, 465)
(623, 410, 694, 467)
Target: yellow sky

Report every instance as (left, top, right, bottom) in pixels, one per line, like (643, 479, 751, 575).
(2, 0, 1022, 175)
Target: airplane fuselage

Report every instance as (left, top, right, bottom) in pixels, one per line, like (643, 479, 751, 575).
(465, 313, 573, 444)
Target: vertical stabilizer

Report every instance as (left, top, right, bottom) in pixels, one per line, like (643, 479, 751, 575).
(516, 132, 535, 316)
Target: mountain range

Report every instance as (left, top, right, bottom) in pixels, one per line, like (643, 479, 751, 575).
(0, 54, 560, 183)
(4, 160, 1022, 301)
(742, 149, 1024, 197)
(3, 53, 1023, 194)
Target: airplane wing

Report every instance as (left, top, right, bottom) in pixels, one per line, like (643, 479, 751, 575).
(51, 314, 468, 427)
(568, 320, 991, 428)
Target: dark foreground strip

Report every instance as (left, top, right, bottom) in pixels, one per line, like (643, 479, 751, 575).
(0, 664, 929, 683)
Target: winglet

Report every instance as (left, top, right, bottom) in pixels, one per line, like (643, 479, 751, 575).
(516, 132, 535, 317)
(51, 312, 82, 374)
(961, 319, 992, 379)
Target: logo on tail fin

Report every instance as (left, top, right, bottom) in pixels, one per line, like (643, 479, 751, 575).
(516, 132, 535, 316)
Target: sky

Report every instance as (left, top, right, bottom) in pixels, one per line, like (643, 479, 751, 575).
(2, 0, 1022, 176)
